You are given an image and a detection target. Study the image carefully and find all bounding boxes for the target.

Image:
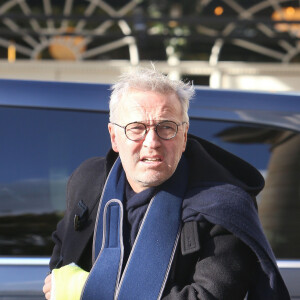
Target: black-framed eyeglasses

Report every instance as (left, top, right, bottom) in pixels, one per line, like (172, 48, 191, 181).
(111, 120, 187, 141)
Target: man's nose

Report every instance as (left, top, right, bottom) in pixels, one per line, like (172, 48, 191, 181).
(143, 127, 161, 148)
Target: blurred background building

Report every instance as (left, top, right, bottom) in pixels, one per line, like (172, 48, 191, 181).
(1, 0, 300, 91)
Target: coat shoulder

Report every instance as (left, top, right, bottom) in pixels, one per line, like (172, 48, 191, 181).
(71, 156, 107, 180)
(66, 156, 107, 210)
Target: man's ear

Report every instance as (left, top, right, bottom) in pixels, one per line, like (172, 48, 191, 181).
(108, 123, 119, 152)
(182, 123, 189, 152)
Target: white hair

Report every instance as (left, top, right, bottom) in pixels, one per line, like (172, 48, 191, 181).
(109, 67, 195, 123)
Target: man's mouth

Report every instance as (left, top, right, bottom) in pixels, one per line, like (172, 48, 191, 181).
(141, 157, 162, 162)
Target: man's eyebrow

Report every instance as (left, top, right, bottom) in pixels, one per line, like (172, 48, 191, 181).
(131, 119, 175, 124)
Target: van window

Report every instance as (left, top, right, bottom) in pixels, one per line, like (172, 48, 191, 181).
(0, 106, 110, 255)
(0, 107, 299, 259)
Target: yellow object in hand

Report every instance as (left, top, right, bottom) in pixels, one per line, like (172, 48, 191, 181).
(51, 263, 89, 300)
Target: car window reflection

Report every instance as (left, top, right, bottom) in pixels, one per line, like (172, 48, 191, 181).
(260, 132, 300, 258)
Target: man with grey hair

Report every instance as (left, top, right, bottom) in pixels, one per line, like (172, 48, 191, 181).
(43, 67, 289, 299)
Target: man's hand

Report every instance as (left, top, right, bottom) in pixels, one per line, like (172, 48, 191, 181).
(43, 274, 52, 299)
(42, 264, 89, 300)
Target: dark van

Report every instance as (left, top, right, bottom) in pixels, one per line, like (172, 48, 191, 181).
(0, 79, 299, 299)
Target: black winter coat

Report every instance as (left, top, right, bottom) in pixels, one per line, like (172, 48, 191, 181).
(49, 135, 288, 299)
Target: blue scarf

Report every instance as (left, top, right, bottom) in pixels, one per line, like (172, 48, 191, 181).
(81, 157, 188, 300)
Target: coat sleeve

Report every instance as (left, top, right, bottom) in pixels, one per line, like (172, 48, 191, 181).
(49, 171, 76, 270)
(49, 157, 108, 271)
(162, 221, 258, 300)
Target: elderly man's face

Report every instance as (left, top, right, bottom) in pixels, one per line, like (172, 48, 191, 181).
(108, 89, 188, 193)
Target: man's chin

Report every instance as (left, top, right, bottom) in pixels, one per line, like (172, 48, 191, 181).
(137, 174, 170, 188)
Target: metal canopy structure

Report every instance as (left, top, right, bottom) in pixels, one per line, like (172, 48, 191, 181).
(1, 0, 300, 65)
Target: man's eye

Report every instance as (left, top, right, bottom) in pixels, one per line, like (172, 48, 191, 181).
(128, 124, 144, 131)
(161, 125, 172, 130)
(160, 123, 176, 131)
